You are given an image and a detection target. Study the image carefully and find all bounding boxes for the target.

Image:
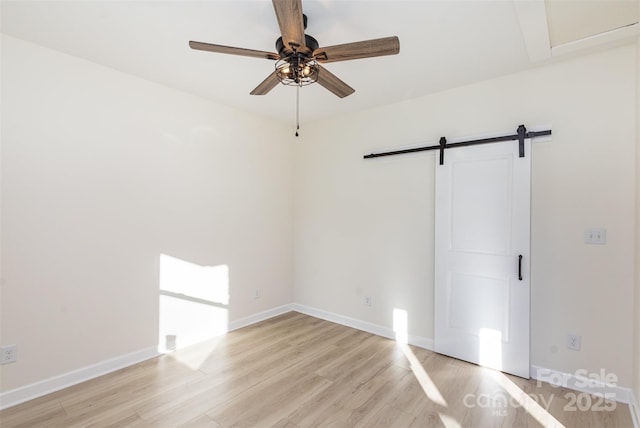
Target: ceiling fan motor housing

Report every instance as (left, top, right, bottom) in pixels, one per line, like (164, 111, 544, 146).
(276, 34, 319, 57)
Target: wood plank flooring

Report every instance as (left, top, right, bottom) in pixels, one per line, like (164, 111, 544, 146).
(0, 312, 634, 427)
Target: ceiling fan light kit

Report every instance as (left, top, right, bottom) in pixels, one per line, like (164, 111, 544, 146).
(189, 0, 400, 134)
(274, 57, 319, 87)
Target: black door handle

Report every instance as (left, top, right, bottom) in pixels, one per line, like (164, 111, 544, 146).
(518, 255, 523, 281)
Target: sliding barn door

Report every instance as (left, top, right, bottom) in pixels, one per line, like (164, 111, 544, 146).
(434, 140, 531, 378)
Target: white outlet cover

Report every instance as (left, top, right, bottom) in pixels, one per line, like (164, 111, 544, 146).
(566, 334, 581, 351)
(1, 344, 17, 364)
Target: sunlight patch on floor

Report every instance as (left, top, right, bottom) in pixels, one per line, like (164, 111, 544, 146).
(394, 308, 448, 408)
(489, 370, 565, 427)
(438, 413, 463, 428)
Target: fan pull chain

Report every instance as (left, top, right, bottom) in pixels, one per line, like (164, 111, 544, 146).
(295, 86, 300, 137)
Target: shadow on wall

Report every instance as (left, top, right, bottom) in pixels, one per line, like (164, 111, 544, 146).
(158, 254, 229, 354)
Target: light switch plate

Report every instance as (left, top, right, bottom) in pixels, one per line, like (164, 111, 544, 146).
(584, 228, 606, 245)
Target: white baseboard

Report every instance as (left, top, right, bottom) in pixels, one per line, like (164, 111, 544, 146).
(629, 389, 640, 428)
(530, 365, 634, 405)
(291, 304, 638, 420)
(5, 302, 634, 424)
(0, 346, 158, 410)
(0, 304, 296, 411)
(228, 303, 295, 331)
(291, 303, 434, 351)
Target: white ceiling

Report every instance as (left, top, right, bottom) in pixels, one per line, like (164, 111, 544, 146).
(545, 0, 638, 46)
(1, 0, 638, 126)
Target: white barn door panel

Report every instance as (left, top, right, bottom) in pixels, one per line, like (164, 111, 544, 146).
(434, 140, 531, 378)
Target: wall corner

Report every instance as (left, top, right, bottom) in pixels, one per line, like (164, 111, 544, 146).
(633, 35, 640, 415)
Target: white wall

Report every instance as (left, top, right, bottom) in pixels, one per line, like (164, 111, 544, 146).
(1, 31, 638, 402)
(0, 35, 294, 392)
(294, 45, 637, 387)
(634, 35, 640, 408)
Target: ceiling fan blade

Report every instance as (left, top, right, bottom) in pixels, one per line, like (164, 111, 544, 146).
(313, 36, 400, 63)
(272, 0, 307, 54)
(316, 65, 355, 98)
(250, 72, 281, 95)
(189, 41, 280, 60)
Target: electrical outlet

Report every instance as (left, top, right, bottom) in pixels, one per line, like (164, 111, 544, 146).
(1, 345, 17, 364)
(567, 333, 581, 351)
(364, 296, 372, 307)
(254, 288, 262, 299)
(165, 335, 177, 351)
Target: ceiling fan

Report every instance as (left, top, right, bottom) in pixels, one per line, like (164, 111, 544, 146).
(189, 0, 400, 99)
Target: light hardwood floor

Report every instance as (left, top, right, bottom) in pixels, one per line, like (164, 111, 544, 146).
(0, 312, 634, 427)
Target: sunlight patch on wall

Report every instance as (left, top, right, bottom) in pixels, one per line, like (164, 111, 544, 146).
(393, 308, 409, 344)
(158, 254, 229, 356)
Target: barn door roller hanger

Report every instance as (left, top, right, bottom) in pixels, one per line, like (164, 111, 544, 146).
(363, 124, 552, 165)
